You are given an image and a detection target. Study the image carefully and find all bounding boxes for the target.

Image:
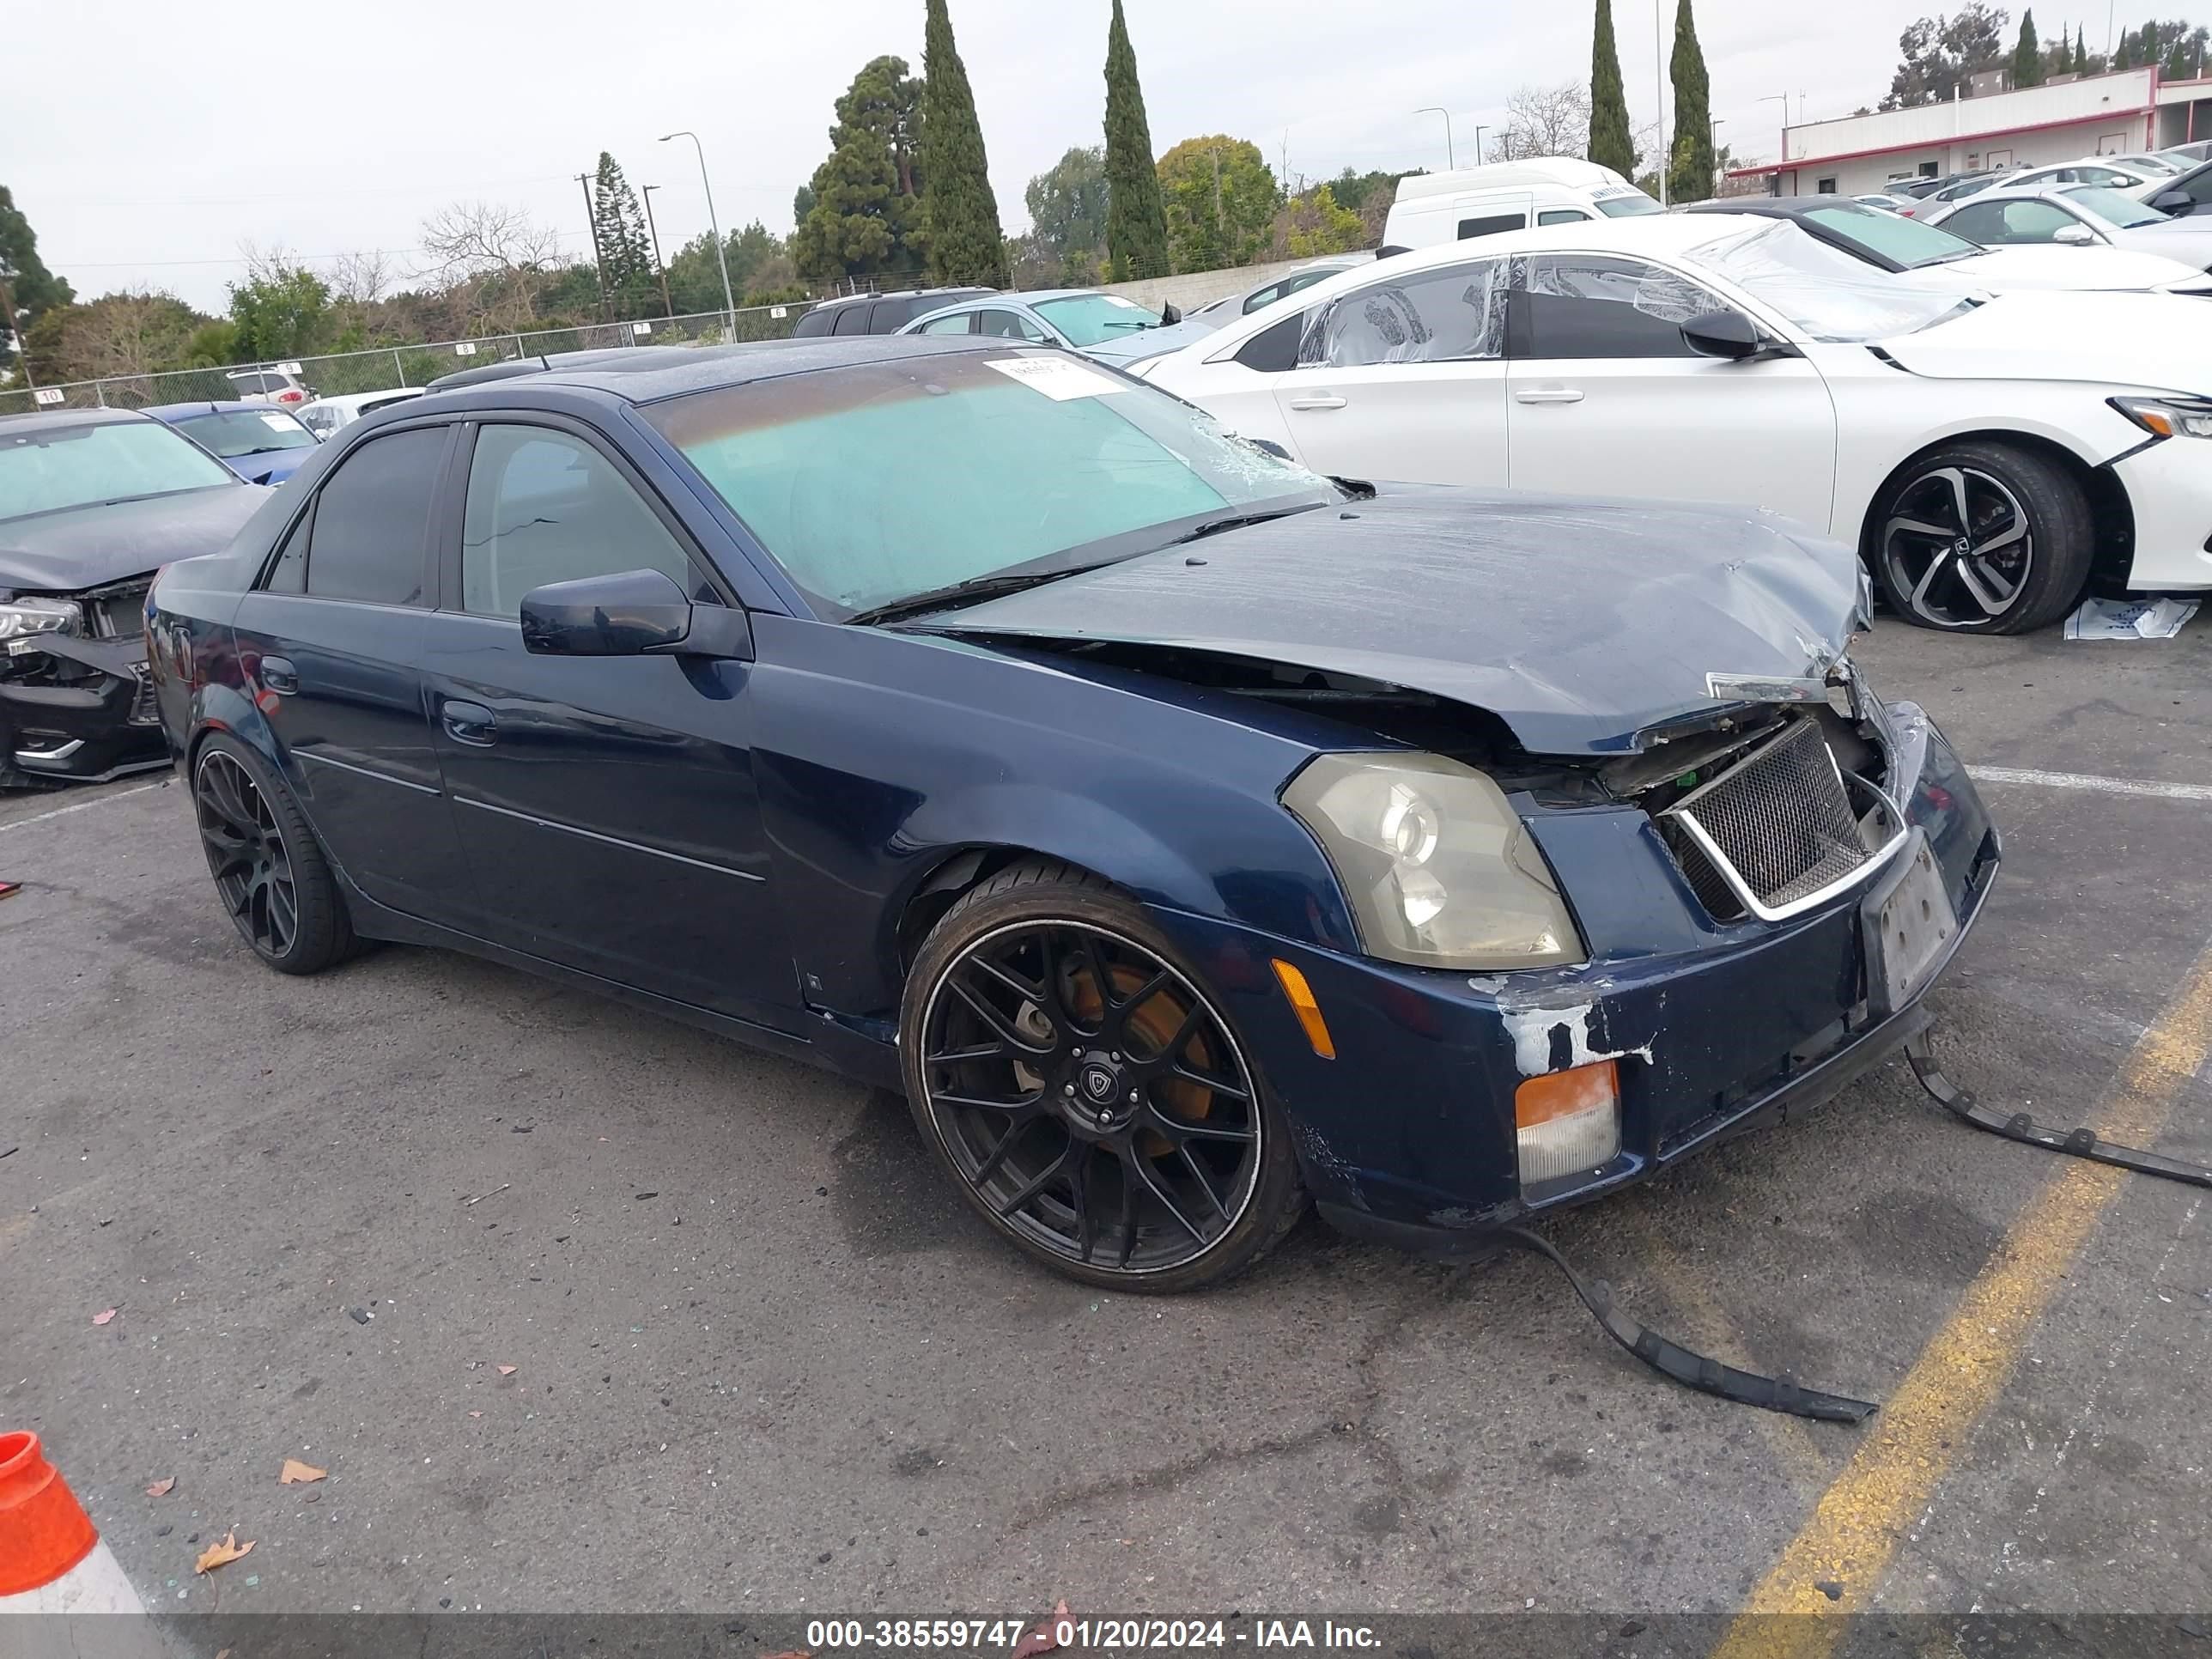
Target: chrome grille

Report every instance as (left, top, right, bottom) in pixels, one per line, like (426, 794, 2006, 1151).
(1662, 718, 1875, 920)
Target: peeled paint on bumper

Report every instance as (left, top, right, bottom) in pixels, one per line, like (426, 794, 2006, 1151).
(927, 487, 1869, 756)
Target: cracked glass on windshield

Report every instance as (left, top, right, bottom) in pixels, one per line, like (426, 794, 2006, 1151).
(645, 350, 1333, 618)
(1683, 218, 1972, 342)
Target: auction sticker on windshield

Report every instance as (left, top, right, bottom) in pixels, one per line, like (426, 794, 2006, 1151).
(984, 356, 1126, 400)
(259, 414, 295, 430)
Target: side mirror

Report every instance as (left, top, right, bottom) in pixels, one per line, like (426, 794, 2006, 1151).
(1680, 308, 1768, 360)
(2051, 223, 2096, 246)
(520, 568, 753, 661)
(2152, 189, 2193, 212)
(1158, 301, 1181, 325)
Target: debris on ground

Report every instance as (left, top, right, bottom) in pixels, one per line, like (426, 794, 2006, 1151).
(461, 1183, 510, 1206)
(347, 1307, 371, 1324)
(2064, 597, 2199, 641)
(278, 1459, 326, 1485)
(195, 1532, 254, 1574)
(91, 1308, 117, 1326)
(145, 1476, 175, 1497)
(0, 881, 20, 901)
(497, 1364, 518, 1376)
(1010, 1601, 1072, 1659)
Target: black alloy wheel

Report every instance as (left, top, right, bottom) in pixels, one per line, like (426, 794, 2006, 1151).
(1872, 442, 2093, 634)
(903, 862, 1305, 1290)
(191, 735, 358, 974)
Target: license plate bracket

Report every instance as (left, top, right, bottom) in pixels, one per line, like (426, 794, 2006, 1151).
(1862, 828, 1958, 1018)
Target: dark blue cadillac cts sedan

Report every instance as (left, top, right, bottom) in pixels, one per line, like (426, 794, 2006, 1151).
(148, 337, 1998, 1291)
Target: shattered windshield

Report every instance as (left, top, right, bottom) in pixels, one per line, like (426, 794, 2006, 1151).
(1682, 219, 1974, 343)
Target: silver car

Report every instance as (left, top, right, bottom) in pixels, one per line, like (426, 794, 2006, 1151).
(1929, 182, 2212, 269)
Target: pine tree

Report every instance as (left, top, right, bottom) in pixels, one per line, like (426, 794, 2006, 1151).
(1589, 0, 1637, 177)
(1103, 0, 1170, 281)
(791, 56, 927, 282)
(1667, 0, 1714, 203)
(0, 185, 75, 335)
(2014, 11, 2044, 84)
(919, 0, 1006, 285)
(589, 153, 658, 321)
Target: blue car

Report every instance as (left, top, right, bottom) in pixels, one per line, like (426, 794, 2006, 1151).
(146, 337, 1996, 1291)
(143, 400, 321, 486)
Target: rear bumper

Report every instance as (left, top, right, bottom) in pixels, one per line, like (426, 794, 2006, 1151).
(2110, 437, 2212, 592)
(1150, 709, 1999, 1247)
(0, 635, 165, 787)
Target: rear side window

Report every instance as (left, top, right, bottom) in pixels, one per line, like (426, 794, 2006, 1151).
(1235, 311, 1305, 373)
(302, 427, 445, 605)
(916, 311, 975, 336)
(830, 302, 874, 337)
(1457, 213, 1525, 239)
(1515, 254, 1718, 360)
(793, 307, 835, 337)
(1299, 259, 1506, 368)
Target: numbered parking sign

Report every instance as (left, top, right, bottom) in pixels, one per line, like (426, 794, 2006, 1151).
(453, 342, 477, 356)
(33, 386, 65, 405)
(770, 306, 787, 319)
(632, 321, 652, 336)
(276, 361, 303, 374)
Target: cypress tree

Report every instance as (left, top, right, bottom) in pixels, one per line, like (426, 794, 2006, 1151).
(1103, 0, 1170, 281)
(2075, 25, 2087, 68)
(1589, 0, 1637, 179)
(590, 153, 658, 321)
(2014, 11, 2043, 85)
(920, 0, 1006, 285)
(1668, 0, 1714, 203)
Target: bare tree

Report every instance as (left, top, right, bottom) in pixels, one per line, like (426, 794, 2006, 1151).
(328, 249, 393, 308)
(1496, 82, 1593, 162)
(414, 203, 564, 333)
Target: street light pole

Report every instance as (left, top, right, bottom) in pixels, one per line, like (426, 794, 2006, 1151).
(640, 184, 676, 318)
(1759, 93, 1791, 191)
(660, 130, 735, 337)
(1709, 117, 1724, 196)
(1415, 107, 1456, 169)
(1655, 0, 1669, 205)
(1472, 124, 1489, 165)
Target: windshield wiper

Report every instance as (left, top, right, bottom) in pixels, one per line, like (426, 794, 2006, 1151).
(1160, 501, 1329, 546)
(846, 563, 1113, 627)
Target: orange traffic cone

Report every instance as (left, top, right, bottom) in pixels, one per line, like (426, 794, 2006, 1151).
(1, 1431, 164, 1655)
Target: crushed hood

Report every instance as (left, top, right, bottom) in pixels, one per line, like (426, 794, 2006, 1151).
(0, 485, 267, 593)
(916, 489, 1864, 757)
(1879, 290, 2212, 394)
(1899, 243, 2203, 295)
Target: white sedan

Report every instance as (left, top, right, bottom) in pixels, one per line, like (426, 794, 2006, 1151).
(1142, 214, 2212, 634)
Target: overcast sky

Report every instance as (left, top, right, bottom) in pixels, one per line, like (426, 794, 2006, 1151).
(15, 0, 1966, 314)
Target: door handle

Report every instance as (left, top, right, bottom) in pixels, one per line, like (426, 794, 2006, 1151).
(1514, 386, 1585, 405)
(1286, 393, 1348, 410)
(441, 699, 497, 746)
(258, 656, 299, 695)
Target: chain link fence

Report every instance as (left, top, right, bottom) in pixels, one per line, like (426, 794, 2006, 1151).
(0, 302, 805, 419)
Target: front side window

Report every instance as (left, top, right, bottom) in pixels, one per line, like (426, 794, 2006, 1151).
(460, 426, 696, 618)
(1538, 209, 1592, 226)
(173, 409, 319, 460)
(1298, 259, 1507, 368)
(302, 427, 445, 605)
(1030, 293, 1160, 346)
(830, 303, 873, 337)
(644, 350, 1334, 618)
(1516, 254, 1722, 359)
(0, 419, 235, 521)
(1970, 199, 2079, 244)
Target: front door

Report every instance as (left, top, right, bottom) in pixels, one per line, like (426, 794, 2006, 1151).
(417, 418, 796, 1032)
(228, 422, 475, 922)
(1503, 252, 1839, 533)
(1267, 254, 1512, 489)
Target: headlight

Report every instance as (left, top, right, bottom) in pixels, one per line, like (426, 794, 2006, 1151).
(1283, 752, 1586, 971)
(0, 597, 82, 648)
(2111, 395, 2212, 439)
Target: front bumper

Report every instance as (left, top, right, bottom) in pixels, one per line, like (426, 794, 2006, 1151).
(1150, 707, 1999, 1248)
(2109, 436, 2212, 592)
(0, 633, 167, 787)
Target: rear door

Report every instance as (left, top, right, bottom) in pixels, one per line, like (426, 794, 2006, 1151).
(1503, 252, 1838, 532)
(228, 422, 477, 922)
(416, 416, 794, 1030)
(1263, 255, 1511, 488)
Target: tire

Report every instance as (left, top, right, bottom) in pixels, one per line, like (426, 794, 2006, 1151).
(191, 732, 360, 975)
(899, 859, 1307, 1292)
(1869, 441, 2094, 635)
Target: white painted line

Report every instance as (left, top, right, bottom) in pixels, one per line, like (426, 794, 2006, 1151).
(0, 781, 164, 834)
(1967, 765, 2212, 802)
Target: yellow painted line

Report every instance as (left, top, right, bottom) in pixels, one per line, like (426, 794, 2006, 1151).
(1711, 947, 2212, 1659)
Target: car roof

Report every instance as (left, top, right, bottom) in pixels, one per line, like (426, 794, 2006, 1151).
(142, 399, 293, 419)
(0, 408, 153, 434)
(807, 285, 993, 310)
(304, 388, 419, 410)
(1680, 196, 1877, 218)
(413, 334, 1011, 410)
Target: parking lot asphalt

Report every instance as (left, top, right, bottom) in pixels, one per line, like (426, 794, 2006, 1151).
(3, 615, 2207, 1627)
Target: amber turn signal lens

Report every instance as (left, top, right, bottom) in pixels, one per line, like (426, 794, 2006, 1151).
(1269, 958, 1336, 1059)
(1514, 1060, 1621, 1185)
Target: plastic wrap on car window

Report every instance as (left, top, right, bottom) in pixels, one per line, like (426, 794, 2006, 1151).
(1298, 258, 1507, 369)
(1522, 253, 1720, 326)
(1681, 219, 1970, 342)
